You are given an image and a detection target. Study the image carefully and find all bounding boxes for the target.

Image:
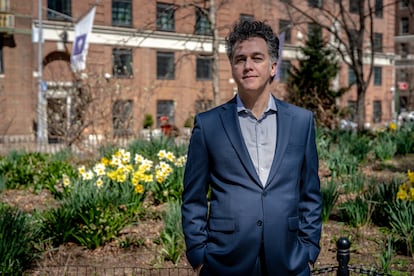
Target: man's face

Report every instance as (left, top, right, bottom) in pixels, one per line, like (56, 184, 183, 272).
(231, 37, 276, 95)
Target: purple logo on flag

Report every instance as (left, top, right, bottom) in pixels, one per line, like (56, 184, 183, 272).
(73, 34, 87, 55)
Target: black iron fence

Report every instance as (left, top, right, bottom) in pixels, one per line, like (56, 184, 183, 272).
(21, 238, 397, 276)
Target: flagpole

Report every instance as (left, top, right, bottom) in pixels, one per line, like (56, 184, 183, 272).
(37, 0, 46, 151)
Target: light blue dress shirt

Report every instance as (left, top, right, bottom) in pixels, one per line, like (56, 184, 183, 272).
(237, 95, 277, 186)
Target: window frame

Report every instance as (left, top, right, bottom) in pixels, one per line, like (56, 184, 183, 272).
(156, 51, 175, 80)
(374, 0, 383, 18)
(279, 19, 292, 43)
(349, 0, 359, 13)
(112, 48, 133, 78)
(156, 2, 175, 32)
(372, 100, 382, 123)
(196, 55, 213, 80)
(47, 0, 72, 20)
(112, 99, 134, 137)
(373, 33, 383, 53)
(400, 17, 409, 34)
(112, 0, 132, 27)
(308, 0, 323, 8)
(195, 7, 211, 36)
(348, 66, 356, 86)
(373, 66, 382, 86)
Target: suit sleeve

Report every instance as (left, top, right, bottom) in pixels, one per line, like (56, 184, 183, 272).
(298, 113, 322, 263)
(181, 115, 210, 269)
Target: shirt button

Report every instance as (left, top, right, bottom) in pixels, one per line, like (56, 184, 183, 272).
(257, 220, 263, 226)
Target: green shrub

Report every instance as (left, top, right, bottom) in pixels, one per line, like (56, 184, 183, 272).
(143, 114, 154, 129)
(339, 172, 368, 194)
(321, 178, 339, 223)
(338, 196, 370, 227)
(160, 200, 185, 264)
(386, 200, 414, 257)
(0, 203, 40, 274)
(0, 150, 75, 194)
(394, 124, 414, 155)
(40, 178, 144, 249)
(0, 151, 46, 190)
(373, 132, 397, 161)
(325, 147, 359, 178)
(368, 178, 401, 227)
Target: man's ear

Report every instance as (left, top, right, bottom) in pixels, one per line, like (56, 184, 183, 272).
(271, 62, 277, 77)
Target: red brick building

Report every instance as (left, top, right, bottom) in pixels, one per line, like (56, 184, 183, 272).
(0, 0, 397, 146)
(394, 0, 414, 113)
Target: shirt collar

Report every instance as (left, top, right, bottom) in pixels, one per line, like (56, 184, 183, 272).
(236, 94, 277, 114)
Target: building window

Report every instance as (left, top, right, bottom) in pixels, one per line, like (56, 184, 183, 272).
(279, 20, 291, 43)
(349, 0, 359, 13)
(195, 7, 211, 35)
(348, 67, 356, 86)
(347, 100, 357, 122)
(47, 0, 71, 20)
(157, 52, 175, 80)
(279, 60, 291, 83)
(399, 69, 408, 82)
(375, 0, 383, 17)
(196, 56, 212, 80)
(308, 0, 322, 8)
(157, 2, 175, 32)
(113, 48, 133, 78)
(373, 66, 382, 86)
(400, 17, 409, 34)
(349, 29, 360, 48)
(195, 99, 213, 114)
(240, 14, 254, 22)
(112, 0, 132, 27)
(112, 99, 134, 137)
(400, 0, 409, 8)
(157, 100, 175, 127)
(400, 43, 409, 58)
(373, 100, 382, 123)
(308, 23, 322, 41)
(373, 33, 383, 52)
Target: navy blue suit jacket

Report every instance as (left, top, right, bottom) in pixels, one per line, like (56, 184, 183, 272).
(182, 96, 322, 275)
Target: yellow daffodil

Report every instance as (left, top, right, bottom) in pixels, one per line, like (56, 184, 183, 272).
(408, 170, 414, 185)
(62, 174, 71, 187)
(157, 150, 167, 160)
(397, 188, 408, 200)
(93, 163, 106, 176)
(95, 178, 104, 188)
(134, 184, 144, 194)
(389, 122, 397, 131)
(78, 165, 86, 175)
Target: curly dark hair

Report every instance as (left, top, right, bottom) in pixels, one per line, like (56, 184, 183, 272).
(225, 20, 279, 64)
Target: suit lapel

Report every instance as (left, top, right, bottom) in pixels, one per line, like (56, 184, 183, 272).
(266, 99, 293, 186)
(219, 98, 262, 187)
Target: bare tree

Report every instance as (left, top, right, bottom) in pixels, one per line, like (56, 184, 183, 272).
(281, 1, 396, 130)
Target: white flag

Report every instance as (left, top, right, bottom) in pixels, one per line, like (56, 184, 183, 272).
(71, 6, 96, 72)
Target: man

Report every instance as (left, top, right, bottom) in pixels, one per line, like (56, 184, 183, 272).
(181, 20, 322, 275)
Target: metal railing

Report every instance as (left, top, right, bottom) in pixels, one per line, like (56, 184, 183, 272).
(22, 238, 398, 276)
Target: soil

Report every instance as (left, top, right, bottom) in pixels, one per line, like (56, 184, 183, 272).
(1, 155, 414, 275)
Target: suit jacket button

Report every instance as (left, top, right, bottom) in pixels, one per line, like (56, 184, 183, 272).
(262, 191, 267, 197)
(256, 220, 263, 226)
